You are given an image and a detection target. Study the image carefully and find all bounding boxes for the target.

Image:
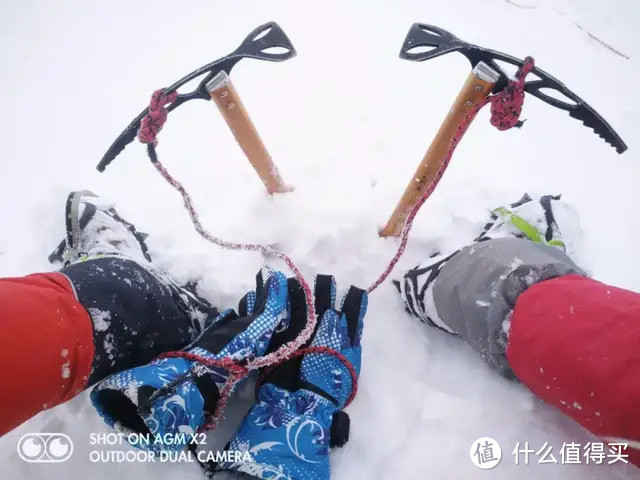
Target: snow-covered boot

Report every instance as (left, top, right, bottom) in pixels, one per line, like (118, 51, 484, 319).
(48, 190, 152, 266)
(396, 193, 578, 327)
(474, 193, 581, 254)
(48, 191, 219, 385)
(395, 194, 585, 377)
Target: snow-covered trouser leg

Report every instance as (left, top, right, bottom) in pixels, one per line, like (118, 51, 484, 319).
(0, 256, 218, 436)
(399, 237, 585, 378)
(0, 273, 94, 435)
(398, 192, 581, 339)
(61, 256, 218, 385)
(400, 238, 640, 467)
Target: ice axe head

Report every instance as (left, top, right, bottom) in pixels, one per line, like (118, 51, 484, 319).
(97, 22, 297, 172)
(400, 23, 627, 153)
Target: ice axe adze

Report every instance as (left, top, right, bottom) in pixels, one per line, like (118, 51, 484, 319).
(380, 23, 628, 237)
(96, 21, 296, 194)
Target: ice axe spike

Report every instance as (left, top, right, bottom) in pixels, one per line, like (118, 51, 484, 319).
(380, 23, 628, 238)
(401, 23, 627, 154)
(96, 21, 296, 194)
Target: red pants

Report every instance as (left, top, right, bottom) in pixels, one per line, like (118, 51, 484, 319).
(1, 269, 640, 470)
(508, 275, 640, 466)
(0, 273, 94, 435)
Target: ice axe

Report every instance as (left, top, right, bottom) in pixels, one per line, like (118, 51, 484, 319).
(96, 21, 296, 194)
(380, 23, 628, 237)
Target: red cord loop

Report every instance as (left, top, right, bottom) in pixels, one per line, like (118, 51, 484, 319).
(488, 57, 534, 130)
(138, 89, 177, 145)
(156, 350, 249, 377)
(153, 345, 358, 432)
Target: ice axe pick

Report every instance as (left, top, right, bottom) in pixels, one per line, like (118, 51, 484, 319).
(380, 23, 628, 237)
(97, 22, 296, 194)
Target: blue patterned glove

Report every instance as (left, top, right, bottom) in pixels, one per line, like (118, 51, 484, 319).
(218, 275, 367, 480)
(90, 269, 290, 453)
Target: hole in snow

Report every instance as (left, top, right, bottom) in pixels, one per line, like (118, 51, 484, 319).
(406, 45, 435, 55)
(253, 27, 272, 42)
(261, 46, 290, 55)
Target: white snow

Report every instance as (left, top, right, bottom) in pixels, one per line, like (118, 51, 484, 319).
(103, 334, 116, 366)
(88, 308, 112, 332)
(0, 0, 638, 479)
(61, 362, 71, 379)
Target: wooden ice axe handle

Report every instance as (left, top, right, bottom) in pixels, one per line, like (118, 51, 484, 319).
(380, 62, 500, 237)
(207, 71, 291, 194)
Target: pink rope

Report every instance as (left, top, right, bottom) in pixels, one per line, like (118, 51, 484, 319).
(137, 89, 320, 430)
(367, 57, 535, 293)
(138, 89, 177, 145)
(151, 161, 317, 370)
(139, 58, 534, 428)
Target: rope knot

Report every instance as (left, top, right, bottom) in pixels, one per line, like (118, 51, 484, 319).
(138, 89, 178, 145)
(489, 57, 535, 131)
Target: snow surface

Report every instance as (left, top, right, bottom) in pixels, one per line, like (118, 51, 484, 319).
(1, 0, 639, 479)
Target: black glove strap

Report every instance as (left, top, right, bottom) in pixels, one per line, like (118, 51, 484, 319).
(193, 373, 221, 415)
(192, 312, 253, 355)
(330, 411, 350, 448)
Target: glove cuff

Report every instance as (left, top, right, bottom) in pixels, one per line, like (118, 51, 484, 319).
(91, 354, 225, 453)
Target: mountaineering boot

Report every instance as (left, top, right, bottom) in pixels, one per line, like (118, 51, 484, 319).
(48, 191, 219, 384)
(48, 190, 152, 266)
